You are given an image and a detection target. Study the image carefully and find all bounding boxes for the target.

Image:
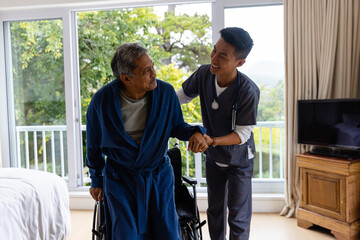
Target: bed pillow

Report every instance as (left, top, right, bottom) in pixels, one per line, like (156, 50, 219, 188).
(342, 113, 360, 127)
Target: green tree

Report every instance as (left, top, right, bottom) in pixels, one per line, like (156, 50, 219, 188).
(10, 20, 66, 172)
(156, 64, 202, 123)
(77, 8, 169, 123)
(257, 80, 285, 121)
(11, 20, 65, 126)
(77, 7, 211, 124)
(155, 5, 212, 72)
(10, 7, 211, 126)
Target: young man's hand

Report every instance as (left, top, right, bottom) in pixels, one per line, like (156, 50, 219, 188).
(203, 134, 214, 146)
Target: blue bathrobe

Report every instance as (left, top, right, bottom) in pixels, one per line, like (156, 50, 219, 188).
(85, 79, 205, 240)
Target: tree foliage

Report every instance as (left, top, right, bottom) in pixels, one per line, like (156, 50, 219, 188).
(11, 6, 284, 127)
(257, 80, 285, 121)
(156, 64, 202, 122)
(9, 7, 211, 126)
(155, 7, 212, 71)
(77, 8, 167, 122)
(77, 7, 210, 124)
(10, 20, 65, 126)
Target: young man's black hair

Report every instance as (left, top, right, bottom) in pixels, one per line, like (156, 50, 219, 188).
(219, 27, 254, 59)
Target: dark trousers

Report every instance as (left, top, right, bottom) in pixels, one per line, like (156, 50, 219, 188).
(206, 159, 253, 240)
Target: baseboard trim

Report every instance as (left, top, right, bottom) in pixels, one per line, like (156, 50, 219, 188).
(69, 191, 285, 213)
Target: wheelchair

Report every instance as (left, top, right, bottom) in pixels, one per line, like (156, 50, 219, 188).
(92, 144, 206, 240)
(167, 143, 206, 240)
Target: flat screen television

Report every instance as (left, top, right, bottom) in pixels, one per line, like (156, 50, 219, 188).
(297, 98, 360, 159)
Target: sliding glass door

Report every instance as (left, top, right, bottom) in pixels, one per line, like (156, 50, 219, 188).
(4, 19, 68, 178)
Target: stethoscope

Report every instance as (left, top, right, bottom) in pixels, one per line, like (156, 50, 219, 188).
(211, 71, 241, 131)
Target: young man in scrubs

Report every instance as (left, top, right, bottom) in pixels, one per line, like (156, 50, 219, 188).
(86, 43, 208, 240)
(177, 27, 260, 240)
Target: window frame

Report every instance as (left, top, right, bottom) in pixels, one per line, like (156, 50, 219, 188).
(0, 9, 83, 189)
(215, 0, 284, 193)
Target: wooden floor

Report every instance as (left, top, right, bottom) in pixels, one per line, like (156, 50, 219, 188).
(67, 210, 336, 240)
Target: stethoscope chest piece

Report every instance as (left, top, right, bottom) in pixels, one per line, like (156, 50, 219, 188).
(211, 100, 219, 110)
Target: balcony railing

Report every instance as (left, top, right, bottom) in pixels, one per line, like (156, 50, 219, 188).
(14, 121, 285, 187)
(15, 125, 68, 178)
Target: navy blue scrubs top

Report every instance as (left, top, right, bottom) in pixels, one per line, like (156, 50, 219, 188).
(182, 64, 260, 167)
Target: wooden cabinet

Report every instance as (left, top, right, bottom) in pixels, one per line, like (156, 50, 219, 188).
(297, 153, 360, 240)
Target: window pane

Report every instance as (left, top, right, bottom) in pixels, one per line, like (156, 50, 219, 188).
(7, 20, 67, 177)
(225, 5, 285, 121)
(77, 3, 212, 185)
(225, 5, 285, 180)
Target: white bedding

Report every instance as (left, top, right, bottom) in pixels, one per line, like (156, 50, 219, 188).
(0, 168, 71, 240)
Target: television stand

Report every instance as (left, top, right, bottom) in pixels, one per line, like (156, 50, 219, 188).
(310, 146, 360, 160)
(297, 153, 360, 240)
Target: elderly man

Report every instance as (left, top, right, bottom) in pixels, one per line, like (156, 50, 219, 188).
(86, 43, 208, 240)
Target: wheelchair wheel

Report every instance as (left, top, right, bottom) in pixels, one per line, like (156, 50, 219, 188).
(180, 220, 199, 240)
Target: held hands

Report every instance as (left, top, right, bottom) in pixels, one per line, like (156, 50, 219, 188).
(188, 132, 214, 153)
(89, 187, 103, 201)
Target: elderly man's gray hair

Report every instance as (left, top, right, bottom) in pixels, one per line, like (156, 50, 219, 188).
(111, 43, 148, 80)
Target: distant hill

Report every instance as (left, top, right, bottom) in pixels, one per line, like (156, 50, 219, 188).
(240, 60, 285, 87)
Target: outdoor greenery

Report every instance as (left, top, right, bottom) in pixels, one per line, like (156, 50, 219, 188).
(257, 80, 285, 121)
(9, 5, 284, 180)
(77, 7, 210, 124)
(11, 20, 65, 126)
(253, 127, 285, 178)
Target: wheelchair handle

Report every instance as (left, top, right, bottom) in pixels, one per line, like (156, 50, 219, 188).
(182, 176, 197, 185)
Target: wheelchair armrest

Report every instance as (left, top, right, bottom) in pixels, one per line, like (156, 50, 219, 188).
(182, 176, 197, 185)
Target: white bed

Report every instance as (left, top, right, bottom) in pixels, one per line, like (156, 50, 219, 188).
(0, 168, 71, 240)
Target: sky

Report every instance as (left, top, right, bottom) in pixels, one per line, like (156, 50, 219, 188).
(225, 5, 285, 85)
(225, 5, 284, 67)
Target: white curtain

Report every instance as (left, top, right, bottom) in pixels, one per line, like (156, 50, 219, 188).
(281, 0, 360, 218)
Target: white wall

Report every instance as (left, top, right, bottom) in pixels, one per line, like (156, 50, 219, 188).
(0, 138, 2, 168)
(70, 192, 285, 212)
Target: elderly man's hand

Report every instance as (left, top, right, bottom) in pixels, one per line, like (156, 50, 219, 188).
(89, 187, 103, 202)
(188, 132, 208, 153)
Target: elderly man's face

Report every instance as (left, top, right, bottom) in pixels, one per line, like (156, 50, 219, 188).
(128, 53, 157, 94)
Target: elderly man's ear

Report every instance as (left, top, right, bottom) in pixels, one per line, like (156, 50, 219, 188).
(120, 74, 131, 85)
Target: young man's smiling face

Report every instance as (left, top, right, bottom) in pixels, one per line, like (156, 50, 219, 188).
(210, 37, 245, 79)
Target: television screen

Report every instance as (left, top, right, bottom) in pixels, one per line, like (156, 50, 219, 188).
(297, 98, 360, 158)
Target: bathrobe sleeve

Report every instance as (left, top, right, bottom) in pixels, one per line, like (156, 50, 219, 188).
(85, 104, 105, 188)
(170, 87, 206, 139)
